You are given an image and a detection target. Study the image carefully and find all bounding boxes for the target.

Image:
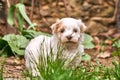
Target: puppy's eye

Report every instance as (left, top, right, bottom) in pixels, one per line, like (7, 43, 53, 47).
(73, 28, 78, 33)
(60, 29, 65, 33)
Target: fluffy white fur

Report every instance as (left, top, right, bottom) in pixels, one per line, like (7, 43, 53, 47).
(24, 18, 87, 76)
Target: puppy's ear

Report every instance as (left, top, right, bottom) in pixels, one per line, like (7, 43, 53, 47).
(77, 19, 87, 33)
(50, 19, 62, 34)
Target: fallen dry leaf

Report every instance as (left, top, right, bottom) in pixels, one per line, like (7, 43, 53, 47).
(93, 36, 100, 45)
(105, 39, 113, 45)
(97, 51, 111, 58)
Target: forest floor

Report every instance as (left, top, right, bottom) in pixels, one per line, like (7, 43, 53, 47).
(0, 0, 120, 78)
(0, 50, 119, 78)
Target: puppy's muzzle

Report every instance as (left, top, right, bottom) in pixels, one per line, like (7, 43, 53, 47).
(66, 35, 72, 40)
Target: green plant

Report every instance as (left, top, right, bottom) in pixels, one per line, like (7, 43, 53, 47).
(81, 34, 94, 61)
(0, 59, 5, 80)
(112, 39, 120, 56)
(0, 38, 12, 57)
(22, 30, 51, 39)
(0, 34, 29, 56)
(81, 53, 91, 61)
(83, 34, 94, 49)
(0, 2, 50, 56)
(112, 60, 120, 80)
(7, 3, 36, 32)
(24, 48, 120, 80)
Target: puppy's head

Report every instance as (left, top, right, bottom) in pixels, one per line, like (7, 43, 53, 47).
(51, 18, 87, 44)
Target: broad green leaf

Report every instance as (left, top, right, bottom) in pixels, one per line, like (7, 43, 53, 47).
(2, 34, 29, 56)
(83, 42, 95, 49)
(0, 39, 7, 49)
(0, 39, 12, 57)
(22, 30, 51, 39)
(16, 3, 35, 29)
(82, 53, 91, 61)
(16, 10, 24, 31)
(7, 5, 16, 25)
(83, 34, 93, 43)
(83, 34, 94, 49)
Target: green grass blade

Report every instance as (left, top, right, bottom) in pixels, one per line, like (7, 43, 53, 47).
(0, 59, 5, 80)
(7, 5, 16, 25)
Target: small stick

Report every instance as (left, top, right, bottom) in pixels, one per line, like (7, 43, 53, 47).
(6, 0, 10, 8)
(39, 0, 50, 26)
(63, 0, 70, 17)
(116, 0, 120, 32)
(30, 0, 34, 21)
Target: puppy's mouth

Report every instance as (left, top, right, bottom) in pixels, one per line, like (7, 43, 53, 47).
(65, 41, 77, 44)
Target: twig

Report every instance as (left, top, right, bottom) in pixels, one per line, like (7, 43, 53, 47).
(30, 0, 34, 21)
(38, 0, 50, 26)
(56, 0, 59, 7)
(6, 0, 10, 8)
(63, 0, 70, 17)
(116, 0, 120, 32)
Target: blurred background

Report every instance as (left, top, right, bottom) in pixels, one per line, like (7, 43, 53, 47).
(0, 0, 120, 35)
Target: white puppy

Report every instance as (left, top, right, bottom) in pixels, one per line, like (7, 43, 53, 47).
(24, 18, 87, 76)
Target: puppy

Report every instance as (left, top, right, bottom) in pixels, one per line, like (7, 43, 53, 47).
(24, 18, 87, 76)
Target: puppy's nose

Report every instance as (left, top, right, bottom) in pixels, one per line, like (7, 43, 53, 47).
(66, 36, 72, 40)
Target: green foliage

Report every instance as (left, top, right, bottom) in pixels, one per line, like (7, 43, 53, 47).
(113, 39, 120, 48)
(112, 49, 120, 57)
(0, 59, 5, 80)
(82, 53, 91, 61)
(7, 5, 16, 26)
(112, 61, 120, 79)
(4, 2, 39, 56)
(16, 3, 36, 29)
(112, 39, 120, 56)
(25, 48, 120, 80)
(0, 34, 29, 56)
(83, 34, 95, 49)
(0, 39, 12, 57)
(22, 30, 51, 39)
(7, 3, 36, 32)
